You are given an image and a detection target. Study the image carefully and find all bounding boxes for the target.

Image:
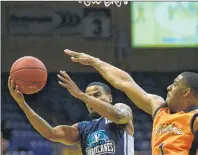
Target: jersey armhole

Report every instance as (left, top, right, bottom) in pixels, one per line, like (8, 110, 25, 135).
(189, 113, 198, 155)
(190, 112, 198, 139)
(152, 103, 167, 120)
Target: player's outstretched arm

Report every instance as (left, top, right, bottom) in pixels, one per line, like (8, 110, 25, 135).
(78, 94, 132, 125)
(8, 77, 80, 145)
(57, 71, 132, 124)
(64, 49, 164, 116)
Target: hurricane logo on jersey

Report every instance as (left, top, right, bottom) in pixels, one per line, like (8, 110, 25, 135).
(86, 130, 115, 155)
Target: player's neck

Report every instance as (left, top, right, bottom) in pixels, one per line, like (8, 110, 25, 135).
(170, 103, 196, 113)
(183, 99, 197, 111)
(90, 113, 101, 119)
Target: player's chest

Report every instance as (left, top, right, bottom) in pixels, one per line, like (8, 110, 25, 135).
(84, 123, 118, 154)
(153, 113, 191, 136)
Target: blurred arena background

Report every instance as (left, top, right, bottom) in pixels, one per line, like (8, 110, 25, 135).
(1, 1, 198, 155)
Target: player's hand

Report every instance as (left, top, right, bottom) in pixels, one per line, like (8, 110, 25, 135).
(57, 71, 83, 98)
(64, 49, 98, 66)
(8, 76, 25, 105)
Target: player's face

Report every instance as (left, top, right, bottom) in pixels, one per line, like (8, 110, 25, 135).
(85, 85, 112, 117)
(166, 75, 188, 110)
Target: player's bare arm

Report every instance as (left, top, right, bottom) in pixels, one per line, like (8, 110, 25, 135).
(8, 77, 80, 145)
(57, 71, 132, 124)
(64, 49, 164, 116)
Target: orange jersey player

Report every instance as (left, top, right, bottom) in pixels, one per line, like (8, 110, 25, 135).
(152, 104, 197, 155)
(64, 49, 198, 155)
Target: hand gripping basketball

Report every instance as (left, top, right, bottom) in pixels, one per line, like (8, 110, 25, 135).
(8, 76, 25, 105)
(10, 56, 47, 94)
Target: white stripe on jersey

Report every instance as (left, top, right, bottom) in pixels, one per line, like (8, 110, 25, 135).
(124, 131, 134, 155)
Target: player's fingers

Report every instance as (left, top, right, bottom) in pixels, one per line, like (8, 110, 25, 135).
(58, 81, 70, 89)
(10, 80, 15, 90)
(16, 90, 23, 98)
(17, 91, 22, 95)
(62, 71, 71, 80)
(15, 85, 19, 92)
(59, 71, 71, 81)
(8, 76, 11, 88)
(57, 74, 69, 84)
(64, 49, 80, 57)
(71, 57, 81, 63)
(8, 77, 13, 92)
(59, 71, 68, 80)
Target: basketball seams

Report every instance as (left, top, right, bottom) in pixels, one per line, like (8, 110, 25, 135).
(11, 68, 47, 83)
(10, 58, 22, 73)
(10, 56, 46, 73)
(14, 77, 47, 84)
(10, 68, 47, 74)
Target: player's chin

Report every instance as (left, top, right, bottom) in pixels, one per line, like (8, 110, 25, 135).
(166, 99, 173, 107)
(165, 97, 170, 104)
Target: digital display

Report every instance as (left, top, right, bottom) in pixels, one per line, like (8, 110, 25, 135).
(131, 2, 198, 48)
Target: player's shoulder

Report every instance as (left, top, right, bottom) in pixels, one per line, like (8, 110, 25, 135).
(152, 103, 168, 119)
(77, 120, 92, 129)
(147, 94, 165, 104)
(77, 118, 104, 135)
(77, 118, 102, 128)
(146, 94, 165, 116)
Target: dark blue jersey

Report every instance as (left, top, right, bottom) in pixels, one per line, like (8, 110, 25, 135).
(78, 117, 134, 155)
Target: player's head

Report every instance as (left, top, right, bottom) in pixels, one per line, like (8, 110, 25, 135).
(85, 82, 112, 118)
(166, 72, 198, 112)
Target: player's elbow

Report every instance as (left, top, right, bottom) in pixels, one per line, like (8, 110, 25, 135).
(114, 115, 131, 124)
(113, 111, 131, 124)
(113, 103, 132, 124)
(43, 129, 58, 142)
(44, 133, 56, 142)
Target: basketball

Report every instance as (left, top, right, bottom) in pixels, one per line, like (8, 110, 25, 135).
(10, 56, 47, 94)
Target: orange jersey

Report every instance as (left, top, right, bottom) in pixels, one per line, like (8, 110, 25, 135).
(152, 105, 198, 155)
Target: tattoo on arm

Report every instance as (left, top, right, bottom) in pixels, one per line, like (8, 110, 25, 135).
(114, 104, 132, 124)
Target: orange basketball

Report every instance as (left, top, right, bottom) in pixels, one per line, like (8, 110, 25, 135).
(10, 56, 47, 94)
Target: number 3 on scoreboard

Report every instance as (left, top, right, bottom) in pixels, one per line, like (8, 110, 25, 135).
(159, 143, 164, 155)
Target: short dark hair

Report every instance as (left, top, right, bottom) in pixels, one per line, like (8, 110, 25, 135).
(181, 72, 198, 97)
(87, 82, 111, 95)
